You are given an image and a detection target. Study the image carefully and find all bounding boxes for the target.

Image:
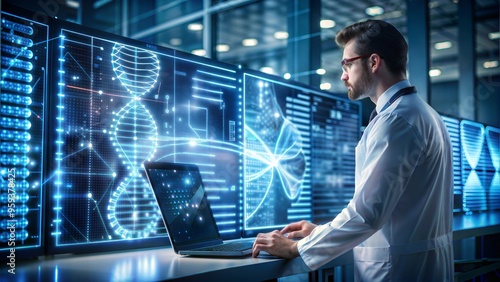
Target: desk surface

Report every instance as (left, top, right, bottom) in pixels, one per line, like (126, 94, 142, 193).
(12, 248, 352, 282)
(452, 211, 500, 240)
(10, 212, 500, 282)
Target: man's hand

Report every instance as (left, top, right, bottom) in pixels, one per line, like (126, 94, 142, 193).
(252, 230, 299, 258)
(280, 220, 317, 239)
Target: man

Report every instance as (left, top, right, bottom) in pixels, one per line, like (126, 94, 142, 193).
(252, 20, 454, 281)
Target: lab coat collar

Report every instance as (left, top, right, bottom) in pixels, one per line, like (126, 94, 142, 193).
(375, 80, 411, 114)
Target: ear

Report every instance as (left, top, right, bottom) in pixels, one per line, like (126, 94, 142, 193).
(369, 53, 382, 73)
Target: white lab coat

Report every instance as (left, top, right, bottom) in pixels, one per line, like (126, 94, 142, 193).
(298, 80, 454, 281)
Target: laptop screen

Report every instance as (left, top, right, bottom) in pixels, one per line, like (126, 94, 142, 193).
(144, 163, 221, 245)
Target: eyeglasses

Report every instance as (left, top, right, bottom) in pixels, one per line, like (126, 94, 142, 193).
(341, 54, 371, 72)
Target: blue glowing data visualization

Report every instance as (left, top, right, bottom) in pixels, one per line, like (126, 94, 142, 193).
(441, 115, 463, 212)
(0, 10, 48, 254)
(460, 120, 499, 214)
(50, 24, 242, 249)
(486, 127, 500, 210)
(243, 72, 361, 232)
(309, 93, 360, 223)
(243, 74, 310, 232)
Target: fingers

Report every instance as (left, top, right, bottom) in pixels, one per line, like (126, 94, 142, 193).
(252, 230, 282, 257)
(252, 241, 269, 257)
(253, 231, 300, 259)
(281, 221, 318, 240)
(281, 221, 309, 238)
(252, 245, 260, 257)
(252, 232, 271, 257)
(252, 233, 262, 257)
(285, 229, 301, 239)
(280, 226, 291, 235)
(280, 221, 300, 234)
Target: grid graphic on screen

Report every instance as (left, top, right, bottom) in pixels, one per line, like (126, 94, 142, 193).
(0, 11, 48, 252)
(486, 127, 500, 210)
(441, 115, 463, 212)
(51, 28, 242, 246)
(310, 94, 359, 223)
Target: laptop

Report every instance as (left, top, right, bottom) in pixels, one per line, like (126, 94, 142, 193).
(143, 161, 254, 257)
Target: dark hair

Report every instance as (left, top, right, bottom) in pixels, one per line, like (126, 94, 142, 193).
(335, 20, 408, 76)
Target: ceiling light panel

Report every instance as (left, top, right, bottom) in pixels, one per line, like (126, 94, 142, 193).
(434, 41, 453, 50)
(320, 19, 335, 29)
(242, 38, 259, 47)
(188, 23, 203, 31)
(365, 6, 384, 16)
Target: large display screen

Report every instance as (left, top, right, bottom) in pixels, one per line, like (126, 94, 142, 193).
(441, 115, 500, 214)
(486, 126, 500, 211)
(309, 90, 359, 223)
(0, 8, 48, 257)
(48, 21, 242, 252)
(460, 120, 499, 214)
(243, 72, 360, 234)
(441, 115, 463, 212)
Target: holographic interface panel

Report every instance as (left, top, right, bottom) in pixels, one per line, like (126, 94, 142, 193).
(51, 25, 242, 248)
(243, 73, 360, 232)
(460, 120, 500, 214)
(441, 115, 463, 212)
(0, 10, 48, 254)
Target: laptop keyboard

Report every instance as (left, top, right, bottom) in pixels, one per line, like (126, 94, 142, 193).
(196, 241, 254, 252)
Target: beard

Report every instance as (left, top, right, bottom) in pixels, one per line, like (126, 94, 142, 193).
(346, 64, 374, 101)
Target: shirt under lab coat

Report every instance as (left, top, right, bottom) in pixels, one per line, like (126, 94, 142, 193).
(297, 80, 454, 281)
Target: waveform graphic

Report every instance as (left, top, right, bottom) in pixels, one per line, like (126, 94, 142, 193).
(461, 121, 485, 170)
(245, 120, 305, 203)
(244, 79, 306, 223)
(460, 120, 487, 213)
(486, 127, 500, 171)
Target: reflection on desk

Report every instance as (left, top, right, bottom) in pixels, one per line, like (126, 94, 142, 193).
(14, 247, 352, 282)
(453, 211, 500, 240)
